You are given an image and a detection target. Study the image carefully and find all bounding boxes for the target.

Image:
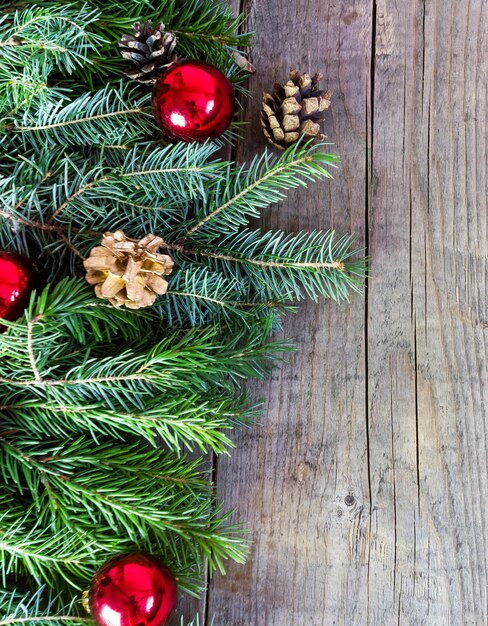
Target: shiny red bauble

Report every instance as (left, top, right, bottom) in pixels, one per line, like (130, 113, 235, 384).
(0, 251, 38, 325)
(152, 60, 235, 142)
(88, 553, 178, 626)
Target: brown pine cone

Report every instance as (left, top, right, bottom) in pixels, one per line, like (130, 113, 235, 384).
(261, 70, 332, 149)
(119, 21, 178, 84)
(84, 230, 174, 310)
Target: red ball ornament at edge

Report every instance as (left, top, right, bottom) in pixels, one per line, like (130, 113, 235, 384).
(152, 60, 236, 142)
(88, 553, 178, 626)
(0, 251, 38, 328)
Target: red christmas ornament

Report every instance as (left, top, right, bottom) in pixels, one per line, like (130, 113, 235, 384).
(0, 251, 38, 326)
(152, 60, 235, 142)
(89, 553, 178, 626)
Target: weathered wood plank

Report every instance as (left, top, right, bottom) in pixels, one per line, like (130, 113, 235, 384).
(208, 1, 372, 624)
(366, 0, 488, 623)
(366, 1, 430, 623)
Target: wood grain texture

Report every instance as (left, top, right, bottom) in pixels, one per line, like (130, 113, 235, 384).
(203, 0, 488, 624)
(367, 1, 488, 623)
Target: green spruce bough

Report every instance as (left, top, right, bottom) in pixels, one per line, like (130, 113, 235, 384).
(0, 1, 366, 624)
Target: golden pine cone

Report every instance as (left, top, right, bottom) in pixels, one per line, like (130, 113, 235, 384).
(261, 70, 332, 149)
(83, 230, 174, 309)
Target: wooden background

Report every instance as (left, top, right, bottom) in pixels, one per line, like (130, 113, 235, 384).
(174, 0, 488, 624)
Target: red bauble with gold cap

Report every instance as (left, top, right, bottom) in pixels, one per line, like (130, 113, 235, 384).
(152, 60, 235, 142)
(0, 251, 38, 326)
(88, 553, 178, 626)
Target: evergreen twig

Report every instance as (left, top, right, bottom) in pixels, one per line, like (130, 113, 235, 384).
(0, 588, 93, 626)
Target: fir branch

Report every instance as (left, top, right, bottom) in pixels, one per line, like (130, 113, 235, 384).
(0, 588, 206, 626)
(0, 285, 283, 389)
(184, 142, 339, 240)
(1, 392, 255, 454)
(0, 278, 147, 344)
(0, 4, 105, 111)
(0, 4, 105, 72)
(26, 315, 42, 382)
(167, 0, 250, 47)
(0, 497, 101, 586)
(47, 142, 222, 223)
(0, 437, 247, 584)
(161, 266, 291, 328)
(0, 588, 92, 626)
(5, 83, 154, 146)
(0, 279, 283, 450)
(172, 229, 366, 302)
(0, 59, 68, 112)
(0, 617, 91, 625)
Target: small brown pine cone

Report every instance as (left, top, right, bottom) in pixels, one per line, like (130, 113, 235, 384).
(119, 21, 178, 84)
(261, 70, 332, 149)
(84, 230, 174, 310)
